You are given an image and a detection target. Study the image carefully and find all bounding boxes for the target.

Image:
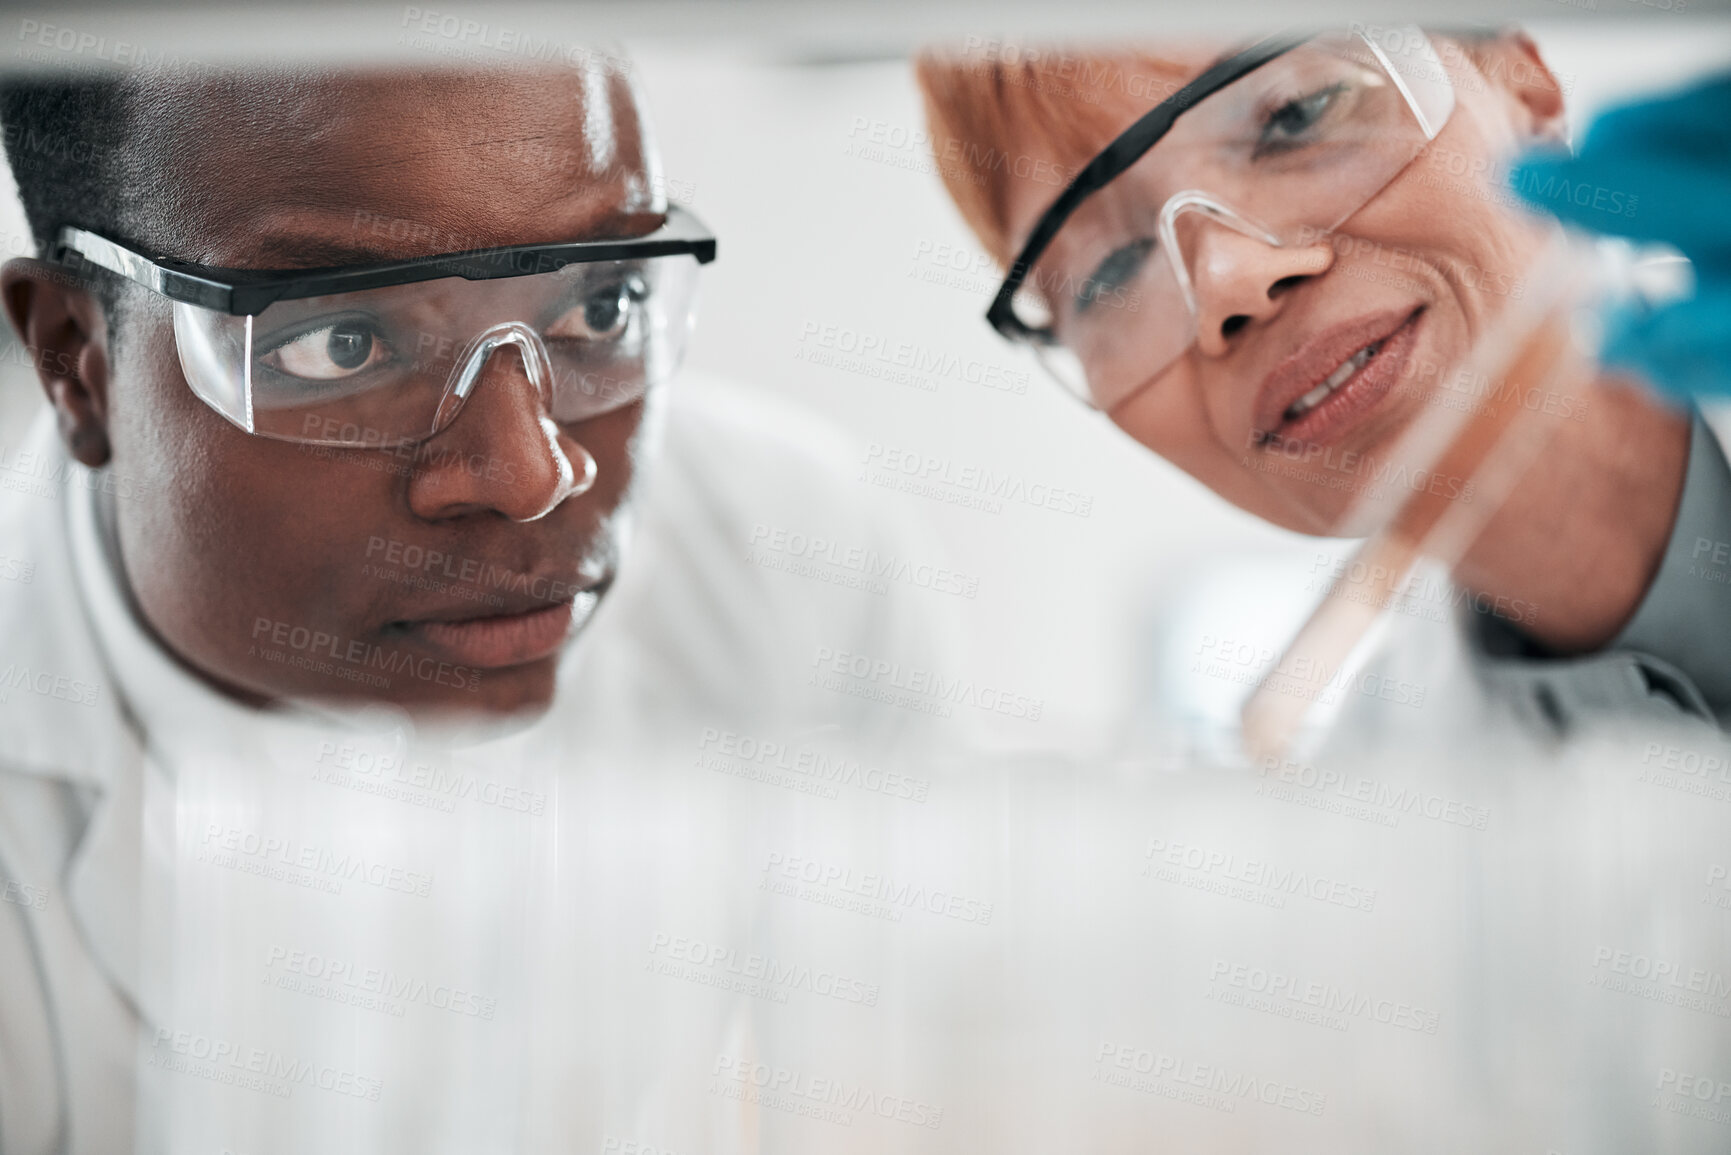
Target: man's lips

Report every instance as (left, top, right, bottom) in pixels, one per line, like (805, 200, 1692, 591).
(1253, 307, 1425, 446)
(392, 599, 583, 669)
(384, 579, 607, 670)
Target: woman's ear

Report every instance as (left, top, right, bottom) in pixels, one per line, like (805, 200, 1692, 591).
(1465, 30, 1570, 148)
(1, 258, 113, 467)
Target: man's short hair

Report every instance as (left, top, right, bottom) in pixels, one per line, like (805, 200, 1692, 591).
(1, 74, 134, 324)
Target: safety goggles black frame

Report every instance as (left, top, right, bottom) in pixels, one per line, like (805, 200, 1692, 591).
(984, 31, 1306, 343)
(52, 203, 717, 318)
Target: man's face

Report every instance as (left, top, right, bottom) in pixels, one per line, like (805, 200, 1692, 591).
(1000, 36, 1559, 534)
(107, 66, 664, 714)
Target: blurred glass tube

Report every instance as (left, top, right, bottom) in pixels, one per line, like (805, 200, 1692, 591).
(137, 690, 1731, 1150)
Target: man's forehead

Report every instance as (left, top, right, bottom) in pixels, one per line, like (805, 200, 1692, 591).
(134, 63, 656, 266)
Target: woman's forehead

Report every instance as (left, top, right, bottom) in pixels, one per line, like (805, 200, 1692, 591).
(993, 43, 1232, 238)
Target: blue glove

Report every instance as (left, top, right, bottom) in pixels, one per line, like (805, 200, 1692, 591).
(1509, 74, 1731, 399)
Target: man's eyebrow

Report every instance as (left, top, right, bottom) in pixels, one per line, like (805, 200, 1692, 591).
(242, 210, 656, 270)
(246, 237, 411, 267)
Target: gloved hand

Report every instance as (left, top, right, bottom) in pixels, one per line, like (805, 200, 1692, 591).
(1509, 74, 1731, 399)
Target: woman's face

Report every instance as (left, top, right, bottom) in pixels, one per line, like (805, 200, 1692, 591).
(998, 35, 1564, 534)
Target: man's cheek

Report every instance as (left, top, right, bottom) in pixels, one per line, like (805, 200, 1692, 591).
(576, 400, 652, 511)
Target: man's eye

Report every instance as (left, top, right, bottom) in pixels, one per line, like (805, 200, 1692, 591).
(547, 275, 647, 342)
(1254, 83, 1348, 156)
(1076, 238, 1154, 315)
(262, 320, 389, 381)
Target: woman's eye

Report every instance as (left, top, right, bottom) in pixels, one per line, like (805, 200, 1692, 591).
(262, 320, 389, 381)
(547, 275, 647, 342)
(1076, 238, 1154, 316)
(1254, 83, 1347, 155)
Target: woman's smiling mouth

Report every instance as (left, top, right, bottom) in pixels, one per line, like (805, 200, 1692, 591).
(1255, 306, 1427, 448)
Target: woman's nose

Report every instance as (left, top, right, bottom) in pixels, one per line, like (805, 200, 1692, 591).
(1186, 224, 1333, 356)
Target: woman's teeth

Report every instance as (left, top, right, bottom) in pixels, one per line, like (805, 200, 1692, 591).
(1286, 339, 1385, 421)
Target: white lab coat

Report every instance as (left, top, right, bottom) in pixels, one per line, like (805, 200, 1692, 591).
(0, 373, 955, 1154)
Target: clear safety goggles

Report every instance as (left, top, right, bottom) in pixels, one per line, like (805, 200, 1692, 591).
(987, 28, 1456, 410)
(57, 206, 716, 449)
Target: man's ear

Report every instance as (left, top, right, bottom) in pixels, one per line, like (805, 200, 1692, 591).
(1467, 31, 1570, 148)
(0, 258, 113, 468)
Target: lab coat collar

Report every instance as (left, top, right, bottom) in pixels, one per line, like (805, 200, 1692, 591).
(0, 410, 141, 791)
(0, 411, 152, 1019)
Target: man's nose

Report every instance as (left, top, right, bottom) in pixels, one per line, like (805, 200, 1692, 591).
(1186, 224, 1333, 357)
(406, 344, 592, 523)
